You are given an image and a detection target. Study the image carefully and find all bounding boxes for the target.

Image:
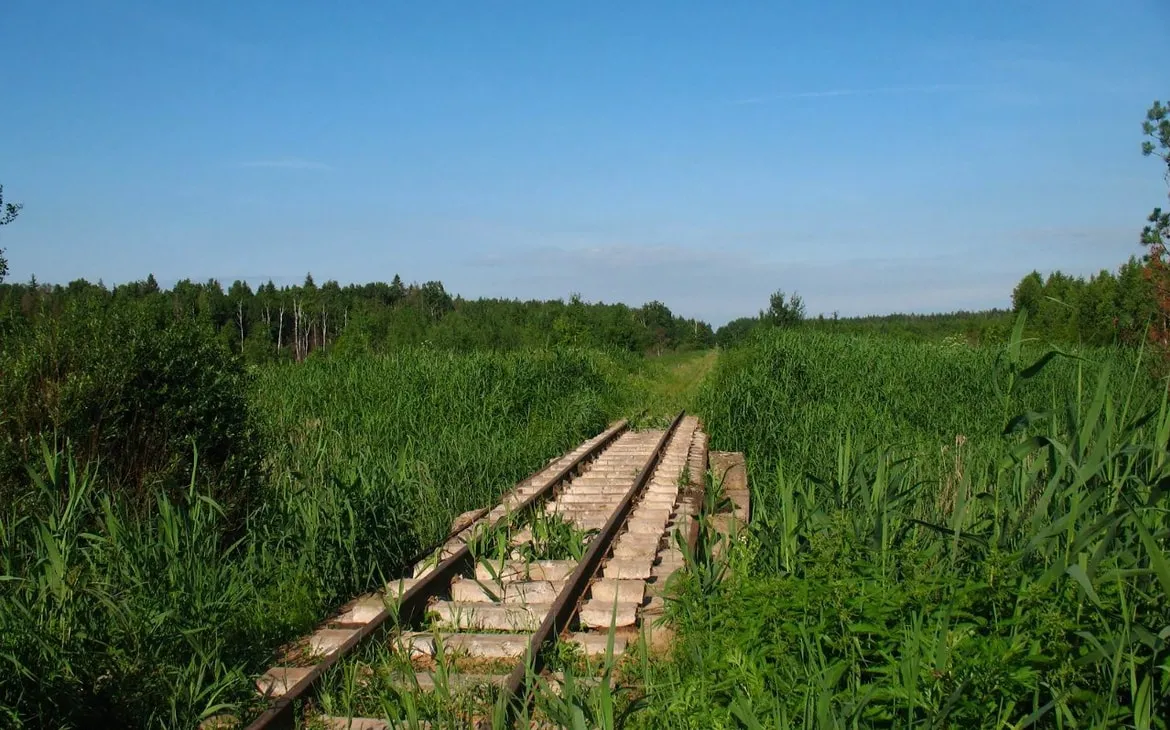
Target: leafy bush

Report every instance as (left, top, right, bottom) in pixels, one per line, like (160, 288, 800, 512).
(0, 300, 262, 522)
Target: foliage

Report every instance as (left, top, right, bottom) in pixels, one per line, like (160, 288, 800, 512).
(0, 183, 21, 284)
(765, 289, 806, 328)
(717, 301, 1017, 350)
(253, 347, 631, 546)
(697, 328, 1094, 479)
(1008, 260, 1156, 347)
(717, 275, 1156, 351)
(0, 298, 263, 524)
(0, 275, 716, 363)
(1140, 100, 1170, 254)
(715, 316, 760, 348)
(0, 348, 630, 728)
(1139, 101, 1170, 354)
(669, 322, 1170, 728)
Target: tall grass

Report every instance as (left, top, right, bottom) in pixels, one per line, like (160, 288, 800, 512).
(254, 347, 628, 549)
(0, 347, 630, 728)
(644, 323, 1170, 728)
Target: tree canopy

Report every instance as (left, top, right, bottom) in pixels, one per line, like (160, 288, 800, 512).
(0, 184, 21, 284)
(0, 273, 715, 362)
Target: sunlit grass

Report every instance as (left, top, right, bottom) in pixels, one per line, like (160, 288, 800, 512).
(641, 320, 1170, 728)
(0, 347, 632, 728)
(626, 349, 718, 428)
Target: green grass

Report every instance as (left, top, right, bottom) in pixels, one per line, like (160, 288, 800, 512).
(11, 319, 1170, 729)
(253, 347, 632, 552)
(626, 350, 718, 427)
(632, 323, 1170, 728)
(0, 347, 633, 728)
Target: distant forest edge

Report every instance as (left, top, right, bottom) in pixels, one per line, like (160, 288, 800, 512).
(0, 253, 1159, 362)
(0, 274, 717, 360)
(718, 255, 1159, 348)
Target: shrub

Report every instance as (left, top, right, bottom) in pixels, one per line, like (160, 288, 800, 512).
(0, 300, 262, 523)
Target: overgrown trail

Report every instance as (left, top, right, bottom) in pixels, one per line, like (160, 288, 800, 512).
(634, 350, 719, 424)
(240, 414, 735, 730)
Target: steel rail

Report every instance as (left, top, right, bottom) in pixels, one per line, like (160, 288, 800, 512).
(493, 409, 687, 728)
(243, 419, 629, 730)
(394, 408, 642, 572)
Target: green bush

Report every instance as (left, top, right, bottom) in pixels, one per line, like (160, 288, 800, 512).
(0, 300, 262, 522)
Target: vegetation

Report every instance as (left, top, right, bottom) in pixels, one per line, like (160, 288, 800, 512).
(624, 350, 719, 427)
(719, 261, 1161, 350)
(637, 322, 1170, 728)
(1, 298, 263, 523)
(1139, 101, 1170, 348)
(1008, 259, 1157, 346)
(0, 277, 715, 362)
(2, 99, 1169, 730)
(719, 309, 1017, 349)
(0, 183, 20, 283)
(0, 335, 632, 728)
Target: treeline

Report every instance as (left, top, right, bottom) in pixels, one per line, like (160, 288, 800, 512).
(715, 256, 1160, 348)
(808, 309, 1016, 343)
(714, 286, 1018, 348)
(1010, 256, 1156, 346)
(0, 273, 715, 361)
(717, 309, 1014, 348)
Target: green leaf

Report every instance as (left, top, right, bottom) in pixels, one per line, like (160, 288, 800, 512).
(1134, 674, 1152, 730)
(1018, 350, 1063, 381)
(1132, 517, 1170, 599)
(1065, 564, 1102, 608)
(1003, 410, 1051, 435)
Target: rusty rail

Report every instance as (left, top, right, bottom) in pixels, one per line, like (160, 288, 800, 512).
(243, 419, 629, 730)
(494, 409, 686, 728)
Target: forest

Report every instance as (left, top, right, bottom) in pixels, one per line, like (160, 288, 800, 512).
(0, 273, 716, 362)
(1, 251, 1163, 368)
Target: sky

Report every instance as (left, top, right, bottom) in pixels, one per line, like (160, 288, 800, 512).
(1, 0, 1167, 326)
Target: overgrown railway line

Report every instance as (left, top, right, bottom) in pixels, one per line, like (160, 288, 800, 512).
(235, 411, 743, 730)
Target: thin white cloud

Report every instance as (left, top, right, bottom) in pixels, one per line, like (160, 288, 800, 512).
(730, 83, 974, 105)
(237, 158, 333, 171)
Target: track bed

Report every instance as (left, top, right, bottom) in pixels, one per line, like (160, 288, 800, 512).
(241, 412, 713, 730)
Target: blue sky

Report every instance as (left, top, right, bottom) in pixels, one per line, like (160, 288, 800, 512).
(1, 0, 1166, 325)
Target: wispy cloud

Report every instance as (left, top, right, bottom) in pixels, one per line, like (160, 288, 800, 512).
(730, 83, 975, 105)
(237, 158, 333, 171)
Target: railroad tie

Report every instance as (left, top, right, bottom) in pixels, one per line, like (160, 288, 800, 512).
(247, 414, 719, 730)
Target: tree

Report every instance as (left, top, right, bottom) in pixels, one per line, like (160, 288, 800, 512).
(1138, 101, 1170, 349)
(0, 184, 22, 284)
(389, 274, 406, 302)
(227, 280, 254, 351)
(639, 300, 674, 355)
(1011, 271, 1044, 317)
(765, 289, 806, 328)
(1141, 101, 1169, 252)
(715, 317, 758, 348)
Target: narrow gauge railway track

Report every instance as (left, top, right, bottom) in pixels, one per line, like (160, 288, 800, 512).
(242, 411, 708, 730)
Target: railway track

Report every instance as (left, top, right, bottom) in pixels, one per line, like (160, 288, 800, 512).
(240, 411, 714, 730)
